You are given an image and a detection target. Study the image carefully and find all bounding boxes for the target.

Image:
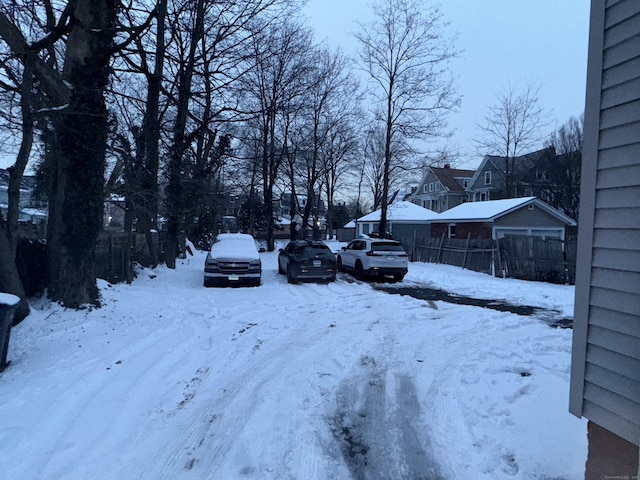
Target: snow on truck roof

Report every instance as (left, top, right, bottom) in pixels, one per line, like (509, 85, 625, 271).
(210, 233, 260, 260)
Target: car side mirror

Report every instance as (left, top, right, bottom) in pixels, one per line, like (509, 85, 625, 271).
(259, 247, 266, 253)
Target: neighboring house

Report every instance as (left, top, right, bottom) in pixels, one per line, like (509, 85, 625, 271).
(352, 201, 441, 239)
(466, 147, 556, 202)
(412, 165, 475, 212)
(430, 197, 576, 241)
(273, 193, 326, 222)
(569, 1, 640, 478)
(0, 168, 48, 225)
(104, 194, 126, 229)
(220, 192, 244, 217)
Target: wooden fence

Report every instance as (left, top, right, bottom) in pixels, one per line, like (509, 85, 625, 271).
(95, 232, 132, 283)
(95, 230, 175, 283)
(497, 235, 576, 284)
(409, 234, 576, 284)
(411, 235, 495, 275)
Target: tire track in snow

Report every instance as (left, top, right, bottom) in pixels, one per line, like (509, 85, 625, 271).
(145, 282, 356, 479)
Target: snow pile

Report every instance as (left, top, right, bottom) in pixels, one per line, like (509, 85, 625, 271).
(0, 241, 586, 479)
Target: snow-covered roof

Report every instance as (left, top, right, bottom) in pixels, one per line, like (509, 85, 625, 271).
(435, 197, 576, 225)
(356, 201, 442, 223)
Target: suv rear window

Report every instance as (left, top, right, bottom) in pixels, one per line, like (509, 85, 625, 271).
(296, 245, 332, 256)
(372, 242, 404, 253)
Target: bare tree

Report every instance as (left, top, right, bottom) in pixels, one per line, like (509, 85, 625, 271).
(0, 2, 118, 308)
(539, 114, 583, 219)
(475, 81, 550, 198)
(355, 0, 459, 236)
(361, 126, 386, 210)
(242, 18, 313, 250)
(547, 113, 583, 154)
(0, 39, 34, 322)
(295, 45, 361, 238)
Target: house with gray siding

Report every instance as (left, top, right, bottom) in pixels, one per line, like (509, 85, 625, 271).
(466, 147, 556, 202)
(411, 165, 474, 212)
(569, 1, 640, 478)
(429, 197, 575, 241)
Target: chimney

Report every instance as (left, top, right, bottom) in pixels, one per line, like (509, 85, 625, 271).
(444, 164, 450, 169)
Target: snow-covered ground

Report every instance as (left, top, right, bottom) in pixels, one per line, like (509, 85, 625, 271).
(0, 240, 587, 480)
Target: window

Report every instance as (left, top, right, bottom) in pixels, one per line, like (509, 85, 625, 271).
(448, 224, 456, 239)
(423, 184, 428, 193)
(429, 182, 434, 192)
(435, 182, 440, 191)
(463, 179, 469, 188)
(484, 171, 491, 185)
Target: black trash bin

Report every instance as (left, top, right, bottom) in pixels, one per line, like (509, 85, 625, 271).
(0, 293, 20, 373)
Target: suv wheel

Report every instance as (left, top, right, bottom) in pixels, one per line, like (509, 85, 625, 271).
(393, 273, 405, 282)
(355, 261, 365, 280)
(278, 259, 285, 274)
(287, 265, 297, 284)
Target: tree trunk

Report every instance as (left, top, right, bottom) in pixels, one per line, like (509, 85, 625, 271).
(46, 1, 116, 308)
(135, 0, 166, 268)
(0, 61, 35, 323)
(165, 0, 205, 268)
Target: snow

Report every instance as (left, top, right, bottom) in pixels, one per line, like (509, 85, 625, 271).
(208, 233, 260, 260)
(357, 201, 442, 222)
(0, 292, 20, 306)
(0, 240, 587, 480)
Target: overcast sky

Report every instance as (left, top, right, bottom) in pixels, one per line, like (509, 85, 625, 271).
(304, 0, 591, 169)
(1, 1, 590, 172)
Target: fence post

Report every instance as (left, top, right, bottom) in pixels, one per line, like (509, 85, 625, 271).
(412, 230, 417, 262)
(462, 232, 471, 269)
(109, 233, 114, 281)
(495, 237, 503, 278)
(437, 233, 445, 264)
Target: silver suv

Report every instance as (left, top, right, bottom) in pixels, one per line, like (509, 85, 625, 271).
(337, 237, 408, 281)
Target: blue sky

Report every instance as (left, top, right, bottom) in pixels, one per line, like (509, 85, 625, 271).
(304, 0, 591, 169)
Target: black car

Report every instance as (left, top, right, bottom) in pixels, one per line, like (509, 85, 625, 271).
(278, 240, 337, 283)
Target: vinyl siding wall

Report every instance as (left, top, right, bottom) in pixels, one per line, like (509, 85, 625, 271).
(570, 0, 640, 446)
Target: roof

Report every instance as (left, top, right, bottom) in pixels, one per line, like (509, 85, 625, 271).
(431, 166, 475, 192)
(356, 201, 442, 223)
(435, 197, 576, 225)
